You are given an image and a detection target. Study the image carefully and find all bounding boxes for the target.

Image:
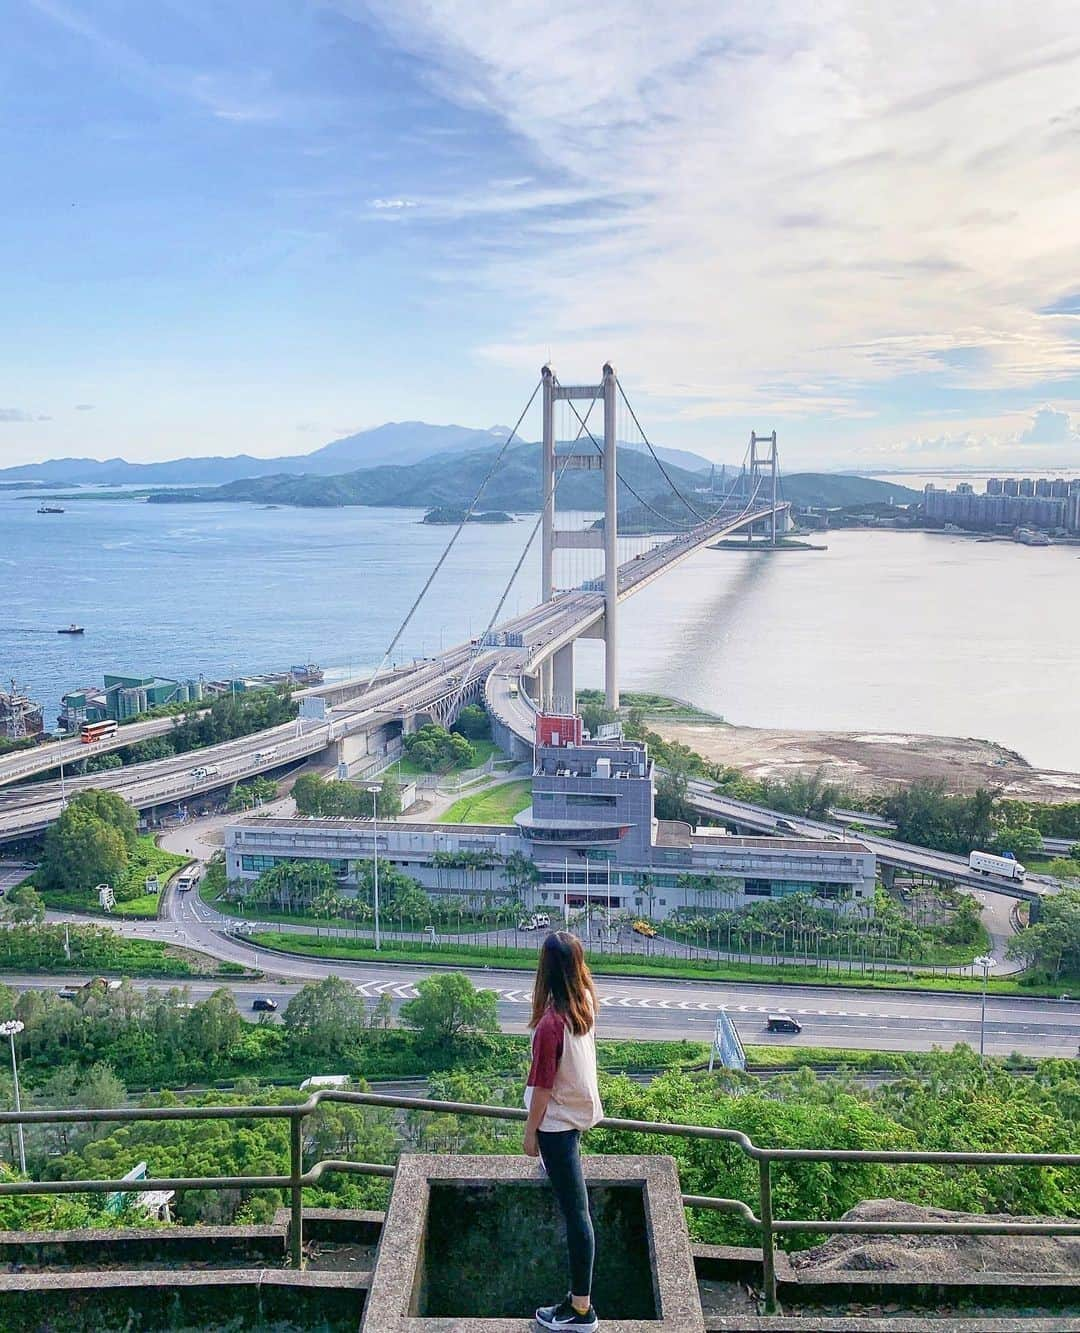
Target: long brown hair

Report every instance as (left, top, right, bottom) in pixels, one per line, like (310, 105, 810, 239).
(529, 931, 598, 1036)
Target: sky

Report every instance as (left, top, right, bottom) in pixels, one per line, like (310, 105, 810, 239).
(2, 0, 1080, 471)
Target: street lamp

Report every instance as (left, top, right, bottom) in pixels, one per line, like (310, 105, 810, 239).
(973, 953, 995, 1058)
(0, 1020, 26, 1174)
(366, 785, 382, 951)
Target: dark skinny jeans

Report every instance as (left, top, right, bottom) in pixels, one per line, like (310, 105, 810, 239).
(538, 1128, 595, 1298)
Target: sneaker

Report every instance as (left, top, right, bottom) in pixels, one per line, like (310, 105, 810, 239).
(535, 1295, 598, 1330)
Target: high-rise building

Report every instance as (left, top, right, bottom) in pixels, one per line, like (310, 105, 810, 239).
(985, 477, 1002, 495)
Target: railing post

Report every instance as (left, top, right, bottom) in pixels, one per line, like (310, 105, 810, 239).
(758, 1157, 778, 1313)
(289, 1112, 304, 1269)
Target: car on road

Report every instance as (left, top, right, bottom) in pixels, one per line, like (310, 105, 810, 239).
(57, 987, 79, 1002)
(632, 919, 657, 938)
(774, 819, 799, 835)
(517, 913, 551, 931)
(766, 1014, 802, 1034)
(251, 997, 278, 1013)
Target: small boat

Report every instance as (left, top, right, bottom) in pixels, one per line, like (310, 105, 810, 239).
(57, 624, 85, 635)
(37, 504, 65, 514)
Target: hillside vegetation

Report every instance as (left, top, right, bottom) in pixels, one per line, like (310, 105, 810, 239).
(146, 442, 917, 515)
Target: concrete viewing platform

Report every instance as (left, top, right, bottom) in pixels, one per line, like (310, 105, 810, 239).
(0, 1185, 1076, 1331)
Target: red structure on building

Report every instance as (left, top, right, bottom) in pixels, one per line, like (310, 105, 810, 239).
(535, 713, 583, 748)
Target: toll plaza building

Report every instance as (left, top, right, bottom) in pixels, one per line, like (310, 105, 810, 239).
(225, 720, 876, 918)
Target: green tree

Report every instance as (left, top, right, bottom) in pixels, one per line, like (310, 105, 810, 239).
(124, 736, 175, 763)
(403, 724, 475, 772)
(883, 781, 996, 856)
(504, 850, 540, 898)
(377, 774, 402, 818)
(64, 789, 139, 850)
(184, 989, 243, 1070)
(291, 773, 326, 816)
(579, 700, 619, 738)
(399, 973, 499, 1045)
(284, 976, 368, 1059)
(227, 776, 278, 812)
(655, 765, 695, 823)
(1006, 886, 1080, 980)
(2, 883, 45, 925)
(39, 808, 129, 897)
(80, 752, 124, 775)
(452, 705, 491, 741)
(246, 860, 337, 914)
(992, 825, 1042, 859)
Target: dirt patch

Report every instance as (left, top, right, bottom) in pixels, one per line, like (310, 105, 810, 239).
(651, 721, 1080, 802)
(790, 1200, 1080, 1277)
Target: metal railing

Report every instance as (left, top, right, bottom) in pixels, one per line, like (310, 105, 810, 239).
(0, 1089, 1077, 1314)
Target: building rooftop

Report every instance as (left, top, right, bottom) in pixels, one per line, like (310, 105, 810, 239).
(654, 819, 692, 848)
(691, 832, 871, 854)
(234, 817, 516, 835)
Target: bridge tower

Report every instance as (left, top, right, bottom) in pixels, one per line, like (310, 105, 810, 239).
(749, 430, 779, 546)
(540, 363, 620, 711)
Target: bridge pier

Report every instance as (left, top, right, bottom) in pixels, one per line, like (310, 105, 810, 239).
(602, 363, 619, 710)
(539, 660, 554, 712)
(551, 641, 575, 715)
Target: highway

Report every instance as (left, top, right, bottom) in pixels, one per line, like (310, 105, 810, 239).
(23, 921, 1080, 1061)
(683, 782, 1059, 902)
(12, 874, 1067, 1060)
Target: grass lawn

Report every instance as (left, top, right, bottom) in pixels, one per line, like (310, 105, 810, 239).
(0, 931, 249, 979)
(246, 930, 1062, 996)
(577, 689, 722, 723)
(38, 836, 188, 920)
(1028, 855, 1080, 881)
(439, 779, 532, 825)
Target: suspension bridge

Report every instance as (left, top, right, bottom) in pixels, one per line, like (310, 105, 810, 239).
(0, 365, 788, 839)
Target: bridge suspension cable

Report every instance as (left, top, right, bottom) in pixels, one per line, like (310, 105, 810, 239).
(358, 378, 541, 700)
(615, 377, 715, 525)
(443, 399, 597, 718)
(559, 383, 764, 537)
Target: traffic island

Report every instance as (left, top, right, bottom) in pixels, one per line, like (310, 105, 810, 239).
(360, 1153, 705, 1332)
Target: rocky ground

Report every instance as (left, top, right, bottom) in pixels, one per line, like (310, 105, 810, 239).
(790, 1200, 1080, 1277)
(651, 720, 1080, 802)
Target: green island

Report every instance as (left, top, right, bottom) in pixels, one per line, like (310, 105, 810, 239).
(422, 506, 513, 524)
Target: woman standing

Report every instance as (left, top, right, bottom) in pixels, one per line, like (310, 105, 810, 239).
(523, 931, 604, 1331)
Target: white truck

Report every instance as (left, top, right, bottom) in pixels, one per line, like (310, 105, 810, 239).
(969, 850, 1026, 882)
(190, 765, 220, 781)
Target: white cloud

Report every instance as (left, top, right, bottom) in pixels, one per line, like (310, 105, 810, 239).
(837, 402, 1080, 467)
(352, 1, 1080, 421)
(1018, 404, 1075, 444)
(0, 408, 34, 423)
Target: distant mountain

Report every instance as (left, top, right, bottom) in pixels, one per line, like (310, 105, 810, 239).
(0, 423, 711, 486)
(780, 474, 919, 507)
(147, 440, 714, 514)
(614, 473, 921, 532)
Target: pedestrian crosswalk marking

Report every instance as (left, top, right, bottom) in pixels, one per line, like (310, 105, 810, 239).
(353, 978, 926, 1023)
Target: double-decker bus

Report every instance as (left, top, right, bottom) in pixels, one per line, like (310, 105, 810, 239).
(80, 719, 118, 744)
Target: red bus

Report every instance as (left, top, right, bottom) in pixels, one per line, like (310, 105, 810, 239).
(80, 719, 118, 744)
